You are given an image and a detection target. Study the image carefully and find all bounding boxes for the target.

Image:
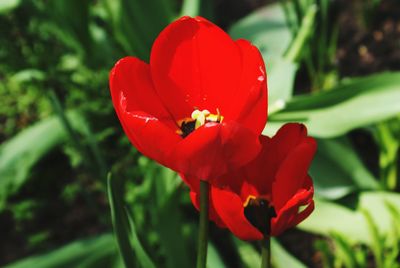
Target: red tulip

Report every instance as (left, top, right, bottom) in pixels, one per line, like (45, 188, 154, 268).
(183, 123, 317, 240)
(109, 16, 267, 182)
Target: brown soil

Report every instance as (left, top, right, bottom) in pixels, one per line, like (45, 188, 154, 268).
(337, 0, 400, 76)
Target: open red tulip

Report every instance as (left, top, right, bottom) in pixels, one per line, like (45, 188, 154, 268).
(109, 16, 267, 182)
(183, 123, 317, 240)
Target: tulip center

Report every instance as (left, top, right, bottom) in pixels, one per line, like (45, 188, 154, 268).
(177, 109, 223, 138)
(244, 196, 276, 236)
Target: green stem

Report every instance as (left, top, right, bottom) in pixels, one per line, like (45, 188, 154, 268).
(293, 0, 303, 25)
(196, 180, 209, 268)
(180, 0, 200, 17)
(261, 237, 271, 268)
(278, 0, 297, 35)
(284, 4, 317, 63)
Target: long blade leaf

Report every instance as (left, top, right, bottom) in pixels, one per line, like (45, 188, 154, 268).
(107, 174, 156, 268)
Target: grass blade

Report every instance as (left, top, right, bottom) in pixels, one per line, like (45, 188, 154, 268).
(5, 234, 118, 268)
(107, 173, 156, 268)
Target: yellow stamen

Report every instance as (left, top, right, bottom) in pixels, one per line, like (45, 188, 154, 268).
(190, 109, 223, 129)
(191, 109, 209, 128)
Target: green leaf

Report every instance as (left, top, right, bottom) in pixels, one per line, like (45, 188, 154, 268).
(374, 120, 400, 190)
(314, 239, 335, 268)
(311, 137, 379, 199)
(230, 3, 292, 59)
(330, 232, 359, 268)
(299, 192, 400, 246)
(362, 210, 384, 268)
(11, 69, 45, 83)
(46, 0, 92, 57)
(0, 0, 21, 14)
(125, 210, 156, 268)
(180, 0, 219, 19)
(4, 234, 119, 268)
(234, 238, 260, 268)
(0, 111, 83, 210)
(207, 243, 226, 268)
(50, 90, 108, 180)
(271, 239, 307, 268)
(103, 0, 174, 60)
(300, 198, 367, 243)
(267, 57, 298, 107)
(234, 238, 306, 268)
(136, 161, 192, 268)
(385, 201, 400, 236)
(134, 161, 195, 268)
(229, 3, 297, 105)
(264, 72, 400, 138)
(180, 0, 200, 17)
(384, 202, 400, 268)
(107, 174, 156, 268)
(156, 186, 191, 268)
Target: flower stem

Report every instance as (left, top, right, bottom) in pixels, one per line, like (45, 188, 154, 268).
(261, 237, 271, 268)
(196, 180, 209, 268)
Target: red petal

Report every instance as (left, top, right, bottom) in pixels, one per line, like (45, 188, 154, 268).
(109, 57, 182, 166)
(271, 176, 314, 236)
(211, 187, 263, 240)
(289, 201, 314, 228)
(180, 173, 200, 193)
(227, 39, 267, 134)
(110, 56, 177, 130)
(119, 111, 181, 167)
(239, 124, 311, 198)
(150, 16, 266, 133)
(272, 123, 309, 161)
(239, 135, 275, 197)
(272, 136, 317, 210)
(171, 120, 261, 181)
(150, 16, 239, 119)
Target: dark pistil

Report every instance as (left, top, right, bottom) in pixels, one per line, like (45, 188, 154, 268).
(244, 198, 276, 237)
(180, 120, 196, 138)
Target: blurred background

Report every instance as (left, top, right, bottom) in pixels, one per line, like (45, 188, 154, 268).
(0, 0, 400, 267)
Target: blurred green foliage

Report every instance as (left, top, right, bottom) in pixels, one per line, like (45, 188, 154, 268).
(0, 0, 399, 267)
